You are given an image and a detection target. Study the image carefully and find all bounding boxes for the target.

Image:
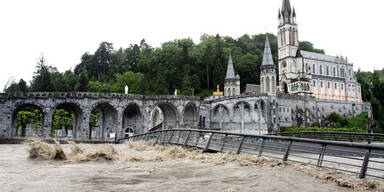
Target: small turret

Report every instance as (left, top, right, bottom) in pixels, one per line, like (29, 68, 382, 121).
(225, 54, 236, 80)
(260, 36, 276, 95)
(224, 54, 241, 96)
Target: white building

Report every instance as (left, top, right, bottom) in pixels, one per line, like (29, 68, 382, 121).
(277, 0, 362, 102)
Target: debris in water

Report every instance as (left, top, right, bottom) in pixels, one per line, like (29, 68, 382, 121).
(123, 141, 286, 168)
(79, 144, 119, 161)
(295, 164, 383, 191)
(27, 138, 66, 160)
(67, 141, 84, 155)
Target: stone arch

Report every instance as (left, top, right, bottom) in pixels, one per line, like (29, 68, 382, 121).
(151, 103, 179, 130)
(11, 102, 45, 137)
(259, 100, 266, 117)
(90, 102, 118, 141)
(212, 104, 229, 130)
(52, 102, 83, 139)
(182, 103, 197, 128)
(124, 128, 134, 138)
(122, 102, 142, 135)
(233, 101, 251, 121)
(149, 106, 163, 130)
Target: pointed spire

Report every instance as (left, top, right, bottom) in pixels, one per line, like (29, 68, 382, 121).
(225, 54, 236, 79)
(292, 7, 296, 18)
(262, 36, 274, 66)
(281, 0, 292, 24)
(278, 8, 282, 19)
(282, 0, 292, 16)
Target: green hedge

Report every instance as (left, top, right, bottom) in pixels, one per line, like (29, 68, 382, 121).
(280, 126, 365, 133)
(280, 112, 369, 133)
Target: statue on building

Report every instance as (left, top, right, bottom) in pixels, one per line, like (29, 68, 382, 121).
(125, 85, 129, 94)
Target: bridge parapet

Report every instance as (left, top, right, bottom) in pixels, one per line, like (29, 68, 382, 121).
(0, 92, 200, 100)
(202, 93, 268, 104)
(122, 129, 384, 179)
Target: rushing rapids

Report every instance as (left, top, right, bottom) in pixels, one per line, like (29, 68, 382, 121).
(0, 139, 382, 192)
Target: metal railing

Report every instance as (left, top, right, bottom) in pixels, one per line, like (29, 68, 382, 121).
(270, 132, 384, 144)
(118, 129, 384, 179)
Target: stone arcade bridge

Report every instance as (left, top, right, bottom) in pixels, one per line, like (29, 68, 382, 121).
(0, 92, 200, 140)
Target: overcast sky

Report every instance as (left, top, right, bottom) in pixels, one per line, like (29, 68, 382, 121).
(1, 0, 383, 91)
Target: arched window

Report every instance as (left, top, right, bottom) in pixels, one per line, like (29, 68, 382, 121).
(326, 66, 329, 76)
(227, 88, 231, 96)
(313, 64, 316, 74)
(280, 30, 284, 46)
(321, 81, 323, 88)
(232, 88, 236, 96)
(272, 77, 276, 93)
(261, 77, 264, 93)
(333, 67, 336, 76)
(266, 76, 270, 93)
(320, 65, 323, 75)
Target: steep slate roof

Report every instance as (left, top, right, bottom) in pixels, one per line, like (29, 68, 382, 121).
(262, 36, 274, 66)
(225, 54, 236, 79)
(300, 50, 348, 63)
(245, 84, 260, 94)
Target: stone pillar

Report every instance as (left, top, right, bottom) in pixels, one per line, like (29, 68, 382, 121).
(81, 108, 91, 140)
(116, 107, 124, 140)
(42, 108, 54, 138)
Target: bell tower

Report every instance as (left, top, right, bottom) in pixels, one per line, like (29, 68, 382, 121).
(278, 0, 300, 93)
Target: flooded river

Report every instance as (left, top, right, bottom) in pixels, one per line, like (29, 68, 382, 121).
(0, 140, 382, 192)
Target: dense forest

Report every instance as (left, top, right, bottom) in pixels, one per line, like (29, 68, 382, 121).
(3, 33, 384, 132)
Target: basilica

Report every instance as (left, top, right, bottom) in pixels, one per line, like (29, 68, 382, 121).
(199, 0, 370, 134)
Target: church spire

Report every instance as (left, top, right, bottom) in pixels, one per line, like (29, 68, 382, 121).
(225, 54, 236, 79)
(282, 0, 292, 15)
(262, 36, 274, 66)
(281, 0, 292, 24)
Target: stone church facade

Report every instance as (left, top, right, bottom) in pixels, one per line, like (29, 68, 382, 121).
(199, 0, 371, 134)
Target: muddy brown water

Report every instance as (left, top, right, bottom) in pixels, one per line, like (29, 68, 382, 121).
(0, 141, 378, 192)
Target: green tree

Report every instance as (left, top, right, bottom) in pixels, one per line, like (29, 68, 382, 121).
(87, 80, 111, 93)
(15, 109, 43, 137)
(112, 71, 144, 94)
(75, 69, 89, 92)
(52, 109, 73, 137)
(89, 109, 99, 139)
(299, 41, 325, 54)
(237, 53, 260, 92)
(95, 42, 114, 78)
(16, 111, 35, 137)
(30, 55, 56, 92)
(3, 79, 28, 93)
